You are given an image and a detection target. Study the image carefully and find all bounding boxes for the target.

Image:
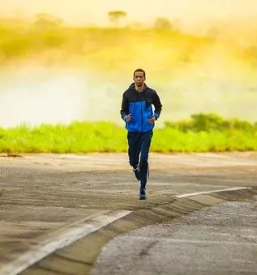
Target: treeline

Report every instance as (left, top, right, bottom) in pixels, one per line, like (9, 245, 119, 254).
(0, 15, 257, 67)
(165, 113, 257, 132)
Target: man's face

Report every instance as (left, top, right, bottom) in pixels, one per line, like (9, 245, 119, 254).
(133, 71, 145, 87)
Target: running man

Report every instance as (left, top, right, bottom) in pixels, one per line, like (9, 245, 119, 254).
(120, 68, 163, 200)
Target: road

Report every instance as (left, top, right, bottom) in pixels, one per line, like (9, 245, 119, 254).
(93, 202, 257, 275)
(0, 152, 257, 275)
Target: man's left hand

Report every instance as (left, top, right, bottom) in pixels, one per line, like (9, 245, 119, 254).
(148, 115, 156, 125)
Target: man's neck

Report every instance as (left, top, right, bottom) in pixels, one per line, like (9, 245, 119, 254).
(135, 84, 144, 93)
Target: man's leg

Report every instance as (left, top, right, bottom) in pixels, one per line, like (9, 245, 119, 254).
(127, 131, 141, 180)
(139, 130, 153, 199)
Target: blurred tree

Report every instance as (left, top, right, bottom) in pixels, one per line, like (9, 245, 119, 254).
(34, 13, 63, 30)
(206, 26, 221, 39)
(108, 11, 127, 27)
(153, 17, 172, 30)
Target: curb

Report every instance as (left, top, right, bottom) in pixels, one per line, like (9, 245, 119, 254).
(19, 186, 257, 275)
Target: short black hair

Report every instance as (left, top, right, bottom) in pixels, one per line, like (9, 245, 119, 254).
(133, 68, 146, 78)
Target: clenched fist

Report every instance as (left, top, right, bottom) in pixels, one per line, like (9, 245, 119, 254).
(125, 114, 132, 122)
(148, 115, 156, 125)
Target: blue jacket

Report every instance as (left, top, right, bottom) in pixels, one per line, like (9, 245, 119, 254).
(120, 83, 162, 132)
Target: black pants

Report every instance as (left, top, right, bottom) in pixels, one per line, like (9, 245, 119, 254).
(127, 130, 153, 190)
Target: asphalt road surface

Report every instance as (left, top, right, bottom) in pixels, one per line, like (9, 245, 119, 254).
(92, 202, 257, 275)
(0, 152, 257, 275)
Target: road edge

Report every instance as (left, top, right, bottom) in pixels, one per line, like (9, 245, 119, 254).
(11, 186, 257, 275)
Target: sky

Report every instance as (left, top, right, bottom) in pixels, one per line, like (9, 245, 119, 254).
(2, 0, 257, 27)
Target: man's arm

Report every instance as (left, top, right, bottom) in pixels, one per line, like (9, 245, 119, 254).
(120, 93, 129, 121)
(152, 90, 162, 120)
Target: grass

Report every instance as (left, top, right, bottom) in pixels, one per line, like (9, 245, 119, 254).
(0, 113, 257, 153)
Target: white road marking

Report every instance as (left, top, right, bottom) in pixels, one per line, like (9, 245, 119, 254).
(176, 187, 248, 198)
(124, 236, 257, 246)
(0, 210, 131, 275)
(0, 186, 251, 274)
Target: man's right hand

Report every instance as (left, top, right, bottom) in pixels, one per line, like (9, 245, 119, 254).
(125, 114, 132, 122)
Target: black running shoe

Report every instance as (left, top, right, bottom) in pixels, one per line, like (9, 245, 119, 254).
(133, 166, 141, 181)
(139, 188, 146, 200)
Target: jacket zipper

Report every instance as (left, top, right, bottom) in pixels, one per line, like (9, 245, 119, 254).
(141, 101, 143, 132)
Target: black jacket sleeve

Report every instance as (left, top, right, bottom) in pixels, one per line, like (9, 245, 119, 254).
(120, 93, 129, 121)
(152, 90, 162, 119)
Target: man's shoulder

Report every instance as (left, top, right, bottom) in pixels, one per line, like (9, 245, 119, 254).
(123, 89, 130, 97)
(123, 85, 134, 97)
(146, 86, 157, 96)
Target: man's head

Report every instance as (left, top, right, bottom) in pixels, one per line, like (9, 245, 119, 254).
(133, 68, 146, 87)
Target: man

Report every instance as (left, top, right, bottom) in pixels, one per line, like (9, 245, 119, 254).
(120, 68, 162, 200)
